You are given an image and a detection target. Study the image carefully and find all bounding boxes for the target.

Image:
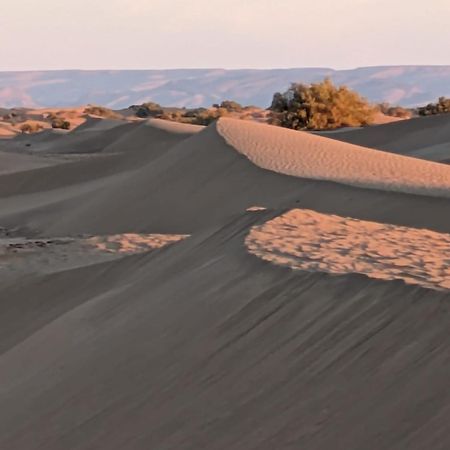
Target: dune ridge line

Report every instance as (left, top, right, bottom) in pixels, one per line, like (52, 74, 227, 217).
(217, 117, 450, 198)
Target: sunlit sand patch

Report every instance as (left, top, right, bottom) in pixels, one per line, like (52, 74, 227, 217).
(84, 233, 188, 254)
(217, 117, 450, 198)
(0, 232, 188, 277)
(246, 206, 267, 212)
(246, 209, 450, 291)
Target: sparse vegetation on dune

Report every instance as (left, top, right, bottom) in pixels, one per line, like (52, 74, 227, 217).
(377, 102, 413, 119)
(84, 105, 124, 120)
(51, 117, 71, 130)
(19, 122, 44, 134)
(128, 100, 263, 125)
(269, 78, 377, 130)
(417, 97, 450, 116)
(213, 100, 244, 112)
(129, 102, 164, 118)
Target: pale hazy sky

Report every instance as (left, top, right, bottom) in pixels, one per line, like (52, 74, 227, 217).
(1, 0, 449, 71)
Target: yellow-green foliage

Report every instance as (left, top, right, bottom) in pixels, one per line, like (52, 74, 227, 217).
(270, 78, 376, 130)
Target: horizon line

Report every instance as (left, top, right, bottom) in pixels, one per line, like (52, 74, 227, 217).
(2, 64, 450, 73)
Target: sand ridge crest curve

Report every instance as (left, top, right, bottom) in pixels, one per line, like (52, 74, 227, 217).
(216, 117, 450, 198)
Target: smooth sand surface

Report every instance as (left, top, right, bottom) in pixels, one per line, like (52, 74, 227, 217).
(328, 113, 450, 162)
(0, 150, 66, 174)
(1, 114, 450, 450)
(0, 231, 187, 279)
(217, 117, 450, 198)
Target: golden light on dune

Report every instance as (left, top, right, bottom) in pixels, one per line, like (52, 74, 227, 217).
(246, 209, 450, 291)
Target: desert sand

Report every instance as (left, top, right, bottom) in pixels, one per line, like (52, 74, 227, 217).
(217, 117, 450, 197)
(246, 208, 450, 291)
(0, 112, 450, 450)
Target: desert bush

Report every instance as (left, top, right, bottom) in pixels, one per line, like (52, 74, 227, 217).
(45, 112, 58, 121)
(132, 102, 164, 118)
(219, 100, 243, 112)
(157, 107, 229, 126)
(84, 105, 122, 119)
(417, 97, 450, 116)
(269, 78, 376, 130)
(20, 123, 43, 134)
(51, 118, 71, 130)
(377, 103, 412, 118)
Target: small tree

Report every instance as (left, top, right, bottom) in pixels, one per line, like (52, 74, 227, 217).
(270, 78, 376, 130)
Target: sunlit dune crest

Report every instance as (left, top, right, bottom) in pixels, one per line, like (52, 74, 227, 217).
(217, 117, 450, 198)
(246, 209, 450, 291)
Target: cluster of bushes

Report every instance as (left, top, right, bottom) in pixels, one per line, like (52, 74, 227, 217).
(129, 100, 247, 125)
(128, 83, 450, 132)
(269, 78, 376, 130)
(159, 108, 226, 125)
(417, 97, 450, 116)
(212, 100, 243, 112)
(84, 105, 122, 120)
(129, 102, 164, 118)
(377, 103, 412, 118)
(20, 123, 43, 134)
(51, 117, 71, 130)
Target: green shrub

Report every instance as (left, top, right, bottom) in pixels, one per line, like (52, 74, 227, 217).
(270, 78, 376, 130)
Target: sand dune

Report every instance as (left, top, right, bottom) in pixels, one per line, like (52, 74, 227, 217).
(330, 113, 450, 162)
(1, 211, 449, 450)
(2, 119, 450, 238)
(1, 113, 450, 449)
(0, 150, 65, 174)
(0, 231, 187, 278)
(217, 117, 450, 198)
(246, 208, 450, 291)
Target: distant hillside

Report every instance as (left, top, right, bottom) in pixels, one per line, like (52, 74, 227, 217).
(1, 66, 450, 109)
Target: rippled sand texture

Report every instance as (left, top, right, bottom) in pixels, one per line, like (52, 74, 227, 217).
(217, 117, 450, 198)
(246, 209, 450, 291)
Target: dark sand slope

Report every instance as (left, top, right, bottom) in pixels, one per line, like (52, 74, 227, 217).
(1, 118, 450, 449)
(328, 114, 450, 163)
(1, 212, 450, 450)
(2, 119, 450, 236)
(0, 150, 65, 175)
(0, 119, 202, 203)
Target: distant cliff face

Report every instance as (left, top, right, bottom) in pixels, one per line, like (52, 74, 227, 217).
(1, 66, 450, 109)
